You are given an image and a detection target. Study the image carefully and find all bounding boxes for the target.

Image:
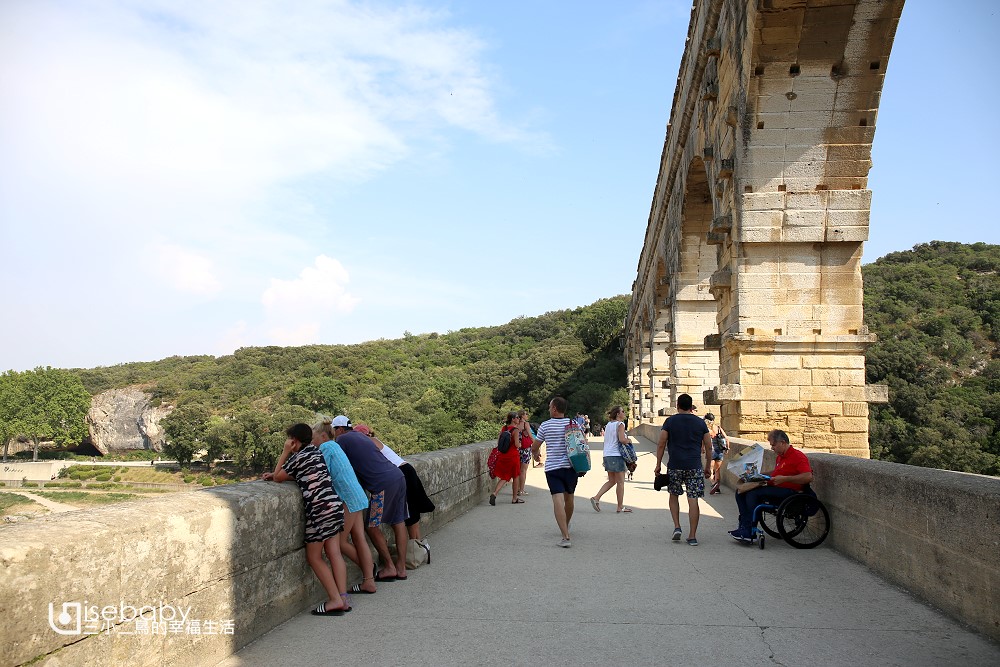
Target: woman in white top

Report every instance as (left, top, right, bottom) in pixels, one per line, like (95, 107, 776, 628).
(589, 406, 632, 513)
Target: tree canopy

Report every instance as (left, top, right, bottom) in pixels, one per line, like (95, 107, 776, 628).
(64, 296, 630, 470)
(0, 367, 91, 461)
(6, 244, 999, 479)
(864, 242, 1000, 475)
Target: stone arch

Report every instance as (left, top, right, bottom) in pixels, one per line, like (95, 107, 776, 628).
(668, 157, 721, 412)
(626, 0, 900, 456)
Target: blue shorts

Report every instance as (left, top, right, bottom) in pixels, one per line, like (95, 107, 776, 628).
(667, 468, 705, 498)
(712, 446, 725, 462)
(545, 467, 579, 495)
(603, 456, 626, 473)
(365, 478, 408, 527)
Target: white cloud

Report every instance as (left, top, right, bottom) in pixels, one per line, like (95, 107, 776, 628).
(261, 255, 360, 345)
(153, 243, 222, 296)
(0, 0, 547, 369)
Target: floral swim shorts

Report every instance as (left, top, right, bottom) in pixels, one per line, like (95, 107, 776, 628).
(667, 468, 705, 498)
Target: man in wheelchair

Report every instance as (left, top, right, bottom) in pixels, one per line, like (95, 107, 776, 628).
(729, 429, 813, 543)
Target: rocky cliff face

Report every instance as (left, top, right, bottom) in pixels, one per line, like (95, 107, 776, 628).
(86, 388, 172, 454)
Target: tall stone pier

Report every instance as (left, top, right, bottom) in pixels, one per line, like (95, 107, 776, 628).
(626, 0, 902, 455)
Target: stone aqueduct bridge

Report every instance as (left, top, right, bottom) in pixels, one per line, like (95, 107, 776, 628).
(626, 0, 904, 456)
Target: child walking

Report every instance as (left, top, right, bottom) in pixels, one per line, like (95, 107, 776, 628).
(262, 423, 350, 616)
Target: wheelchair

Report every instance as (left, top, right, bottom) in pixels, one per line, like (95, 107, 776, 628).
(749, 483, 830, 550)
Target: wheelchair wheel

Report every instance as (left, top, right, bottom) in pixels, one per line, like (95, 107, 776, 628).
(776, 494, 830, 549)
(758, 506, 782, 539)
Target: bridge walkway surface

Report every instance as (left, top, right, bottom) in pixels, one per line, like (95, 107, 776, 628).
(216, 435, 1000, 666)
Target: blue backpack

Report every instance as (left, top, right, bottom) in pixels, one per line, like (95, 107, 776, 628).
(564, 419, 591, 475)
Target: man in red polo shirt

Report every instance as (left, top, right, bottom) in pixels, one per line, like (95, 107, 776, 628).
(729, 429, 813, 542)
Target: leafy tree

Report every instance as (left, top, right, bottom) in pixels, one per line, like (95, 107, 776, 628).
(162, 404, 210, 465)
(575, 297, 628, 351)
(0, 371, 22, 462)
(287, 376, 347, 414)
(0, 368, 91, 461)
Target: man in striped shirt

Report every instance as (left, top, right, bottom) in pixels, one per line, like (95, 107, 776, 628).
(532, 396, 577, 548)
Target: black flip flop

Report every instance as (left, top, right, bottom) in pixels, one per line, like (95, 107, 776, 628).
(310, 602, 345, 616)
(350, 584, 376, 594)
(374, 570, 397, 582)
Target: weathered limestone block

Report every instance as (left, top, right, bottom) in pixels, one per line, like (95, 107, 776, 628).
(808, 402, 843, 416)
(86, 387, 172, 454)
(766, 401, 807, 413)
(761, 368, 812, 386)
(843, 402, 869, 417)
(833, 416, 869, 432)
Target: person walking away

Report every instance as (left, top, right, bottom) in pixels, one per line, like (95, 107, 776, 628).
(532, 397, 577, 547)
(654, 394, 712, 546)
(514, 409, 534, 497)
(590, 406, 632, 513)
(490, 412, 523, 505)
(705, 412, 728, 494)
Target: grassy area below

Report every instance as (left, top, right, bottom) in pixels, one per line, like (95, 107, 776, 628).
(32, 491, 140, 505)
(0, 491, 37, 513)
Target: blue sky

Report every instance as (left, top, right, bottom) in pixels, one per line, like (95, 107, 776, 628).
(1, 0, 997, 372)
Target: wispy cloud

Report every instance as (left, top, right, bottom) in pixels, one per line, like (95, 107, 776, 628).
(0, 0, 544, 366)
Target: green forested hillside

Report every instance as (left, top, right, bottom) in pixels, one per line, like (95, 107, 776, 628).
(72, 296, 630, 467)
(13, 242, 1000, 477)
(864, 242, 1000, 475)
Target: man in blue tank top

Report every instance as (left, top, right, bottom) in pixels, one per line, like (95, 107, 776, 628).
(655, 394, 712, 546)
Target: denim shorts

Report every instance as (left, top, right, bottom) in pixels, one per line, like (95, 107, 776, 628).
(603, 455, 626, 473)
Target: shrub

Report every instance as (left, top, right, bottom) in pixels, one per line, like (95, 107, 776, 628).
(94, 473, 112, 482)
(112, 476, 122, 482)
(22, 482, 38, 488)
(183, 475, 195, 484)
(197, 475, 214, 486)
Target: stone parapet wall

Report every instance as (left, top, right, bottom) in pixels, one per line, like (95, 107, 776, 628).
(0, 441, 494, 667)
(716, 438, 999, 644)
(808, 453, 1000, 644)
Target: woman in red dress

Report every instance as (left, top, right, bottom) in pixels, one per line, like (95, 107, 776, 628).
(489, 412, 524, 506)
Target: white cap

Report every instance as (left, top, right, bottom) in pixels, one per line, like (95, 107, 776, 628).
(332, 415, 351, 427)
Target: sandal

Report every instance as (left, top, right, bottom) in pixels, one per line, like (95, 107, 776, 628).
(374, 570, 397, 582)
(350, 584, 376, 594)
(616, 507, 633, 513)
(310, 602, 345, 616)
(512, 498, 525, 504)
(590, 497, 601, 512)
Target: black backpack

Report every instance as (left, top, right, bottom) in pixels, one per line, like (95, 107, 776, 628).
(497, 429, 513, 454)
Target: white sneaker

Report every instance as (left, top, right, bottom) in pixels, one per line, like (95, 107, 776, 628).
(559, 538, 572, 548)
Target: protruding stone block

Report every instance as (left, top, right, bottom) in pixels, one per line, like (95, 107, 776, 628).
(865, 384, 890, 403)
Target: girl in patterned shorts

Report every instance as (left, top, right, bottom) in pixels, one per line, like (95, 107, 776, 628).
(263, 423, 349, 616)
